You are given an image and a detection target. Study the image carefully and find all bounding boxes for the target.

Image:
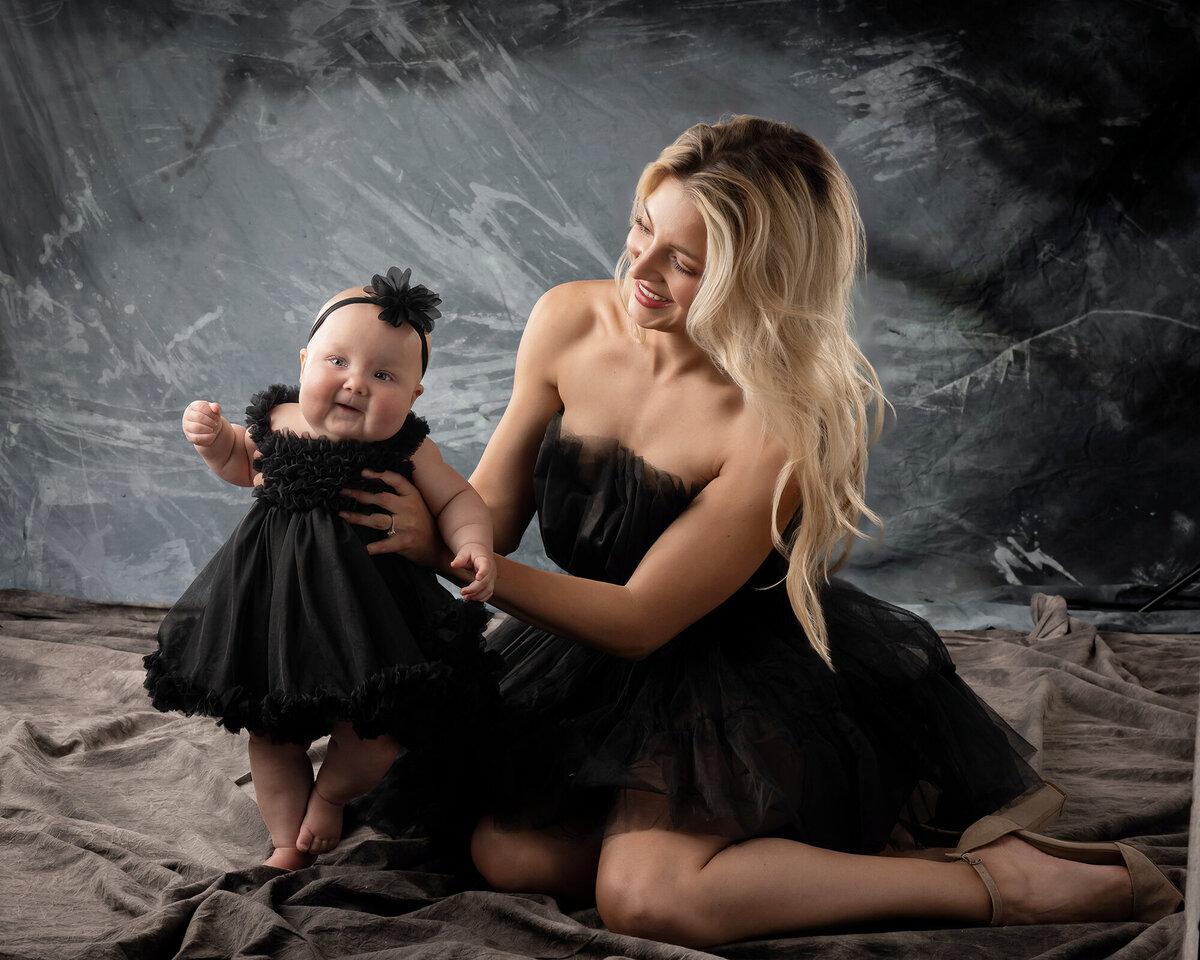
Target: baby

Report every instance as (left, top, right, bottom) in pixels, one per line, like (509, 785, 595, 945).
(146, 268, 496, 869)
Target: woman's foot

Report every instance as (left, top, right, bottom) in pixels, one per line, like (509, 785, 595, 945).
(296, 787, 344, 855)
(960, 835, 1133, 925)
(264, 846, 317, 870)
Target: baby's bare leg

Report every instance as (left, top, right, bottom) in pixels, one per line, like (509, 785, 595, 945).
(296, 722, 399, 854)
(247, 732, 315, 869)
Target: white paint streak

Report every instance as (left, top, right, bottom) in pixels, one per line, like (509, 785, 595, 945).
(992, 537, 1081, 586)
(914, 309, 1200, 407)
(356, 76, 389, 109)
(372, 155, 397, 175)
(38, 147, 109, 265)
(164, 306, 225, 353)
(323, 159, 609, 319)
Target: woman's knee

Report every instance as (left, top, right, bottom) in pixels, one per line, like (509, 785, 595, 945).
(595, 848, 705, 944)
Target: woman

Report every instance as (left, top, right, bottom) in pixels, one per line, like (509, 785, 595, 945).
(341, 116, 1181, 947)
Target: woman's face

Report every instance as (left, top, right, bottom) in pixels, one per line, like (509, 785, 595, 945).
(625, 176, 707, 332)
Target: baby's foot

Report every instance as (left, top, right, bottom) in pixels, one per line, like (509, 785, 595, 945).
(296, 787, 344, 855)
(264, 846, 316, 871)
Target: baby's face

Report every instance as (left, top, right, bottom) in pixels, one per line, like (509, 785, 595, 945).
(298, 297, 426, 442)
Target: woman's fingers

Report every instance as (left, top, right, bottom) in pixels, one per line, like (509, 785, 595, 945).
(341, 470, 415, 505)
(337, 509, 393, 530)
(364, 467, 417, 492)
(340, 468, 441, 561)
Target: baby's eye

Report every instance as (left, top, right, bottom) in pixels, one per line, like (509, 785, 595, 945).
(374, 371, 393, 382)
(326, 356, 347, 367)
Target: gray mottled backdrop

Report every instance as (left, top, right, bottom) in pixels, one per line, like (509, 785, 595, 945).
(2, 0, 1198, 627)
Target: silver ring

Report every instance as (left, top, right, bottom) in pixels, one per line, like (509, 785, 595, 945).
(387, 515, 397, 537)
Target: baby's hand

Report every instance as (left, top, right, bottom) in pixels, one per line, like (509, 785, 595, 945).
(450, 543, 495, 602)
(182, 400, 227, 447)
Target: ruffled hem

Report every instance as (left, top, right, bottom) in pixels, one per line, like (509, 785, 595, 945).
(145, 600, 496, 746)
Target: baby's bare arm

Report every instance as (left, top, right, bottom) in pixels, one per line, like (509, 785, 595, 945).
(409, 439, 495, 600)
(183, 400, 259, 487)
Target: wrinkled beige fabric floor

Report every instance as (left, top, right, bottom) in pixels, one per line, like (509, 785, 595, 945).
(0, 590, 1192, 960)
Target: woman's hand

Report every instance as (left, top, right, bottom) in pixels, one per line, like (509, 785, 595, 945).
(340, 469, 447, 567)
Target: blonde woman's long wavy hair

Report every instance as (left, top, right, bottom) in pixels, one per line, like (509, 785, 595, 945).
(616, 116, 885, 666)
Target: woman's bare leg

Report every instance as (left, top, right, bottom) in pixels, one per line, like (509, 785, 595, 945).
(593, 790, 1132, 948)
(247, 733, 315, 870)
(296, 722, 400, 854)
(471, 813, 602, 906)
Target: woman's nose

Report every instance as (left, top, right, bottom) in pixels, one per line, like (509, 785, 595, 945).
(629, 241, 656, 276)
(627, 229, 649, 264)
(629, 251, 658, 280)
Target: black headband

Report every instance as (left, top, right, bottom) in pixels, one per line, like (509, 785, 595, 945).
(308, 266, 441, 374)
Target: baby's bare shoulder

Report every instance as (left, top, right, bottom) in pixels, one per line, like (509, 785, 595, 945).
(267, 401, 309, 436)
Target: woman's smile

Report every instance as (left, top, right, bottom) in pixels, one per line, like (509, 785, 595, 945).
(633, 280, 673, 308)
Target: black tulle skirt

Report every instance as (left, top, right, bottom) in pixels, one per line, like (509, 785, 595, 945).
(145, 501, 496, 748)
(482, 574, 1042, 853)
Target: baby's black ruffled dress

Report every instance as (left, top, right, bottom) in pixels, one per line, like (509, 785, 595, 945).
(484, 412, 1047, 852)
(145, 385, 495, 751)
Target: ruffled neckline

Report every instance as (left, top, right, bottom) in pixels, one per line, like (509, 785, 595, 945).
(546, 410, 701, 504)
(534, 411, 700, 584)
(245, 383, 427, 458)
(245, 384, 429, 513)
(535, 410, 790, 589)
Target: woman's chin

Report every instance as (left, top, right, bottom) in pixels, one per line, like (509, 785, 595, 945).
(627, 299, 681, 332)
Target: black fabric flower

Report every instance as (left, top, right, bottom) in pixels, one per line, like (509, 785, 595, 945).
(366, 266, 441, 334)
(306, 267, 442, 372)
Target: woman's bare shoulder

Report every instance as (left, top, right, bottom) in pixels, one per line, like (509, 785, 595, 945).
(538, 278, 617, 308)
(523, 279, 624, 350)
(536, 279, 623, 323)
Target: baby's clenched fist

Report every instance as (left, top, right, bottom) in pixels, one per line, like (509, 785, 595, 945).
(182, 400, 227, 447)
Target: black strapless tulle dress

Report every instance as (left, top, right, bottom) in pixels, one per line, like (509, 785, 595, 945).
(485, 412, 1045, 853)
(144, 385, 496, 749)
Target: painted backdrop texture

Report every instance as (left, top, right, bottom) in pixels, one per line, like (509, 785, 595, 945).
(2, 0, 1198, 625)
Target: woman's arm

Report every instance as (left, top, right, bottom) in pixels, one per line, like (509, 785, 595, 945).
(352, 449, 787, 661)
(468, 285, 578, 553)
(461, 438, 791, 659)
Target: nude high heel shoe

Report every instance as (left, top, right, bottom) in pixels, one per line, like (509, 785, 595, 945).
(949, 813, 1184, 925)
